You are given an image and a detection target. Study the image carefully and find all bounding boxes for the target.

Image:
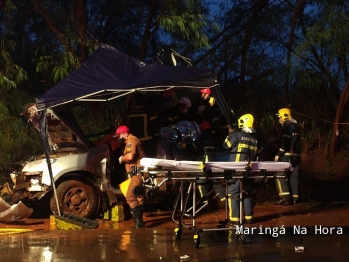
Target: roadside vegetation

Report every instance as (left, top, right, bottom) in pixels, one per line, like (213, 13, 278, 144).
(1, 0, 349, 183)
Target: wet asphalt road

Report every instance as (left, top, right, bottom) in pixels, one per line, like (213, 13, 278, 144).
(1, 202, 349, 261)
(0, 224, 348, 262)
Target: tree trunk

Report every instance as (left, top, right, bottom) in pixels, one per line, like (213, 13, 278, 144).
(138, 0, 157, 61)
(329, 76, 349, 157)
(284, 0, 303, 104)
(72, 0, 89, 63)
(240, 0, 267, 84)
(31, 0, 70, 49)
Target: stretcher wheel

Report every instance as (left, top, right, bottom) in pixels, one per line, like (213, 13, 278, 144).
(236, 234, 246, 244)
(193, 234, 200, 249)
(174, 227, 182, 240)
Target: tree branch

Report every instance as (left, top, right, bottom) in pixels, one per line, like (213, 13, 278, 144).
(31, 0, 70, 50)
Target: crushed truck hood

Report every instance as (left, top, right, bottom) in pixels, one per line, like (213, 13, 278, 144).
(22, 103, 93, 150)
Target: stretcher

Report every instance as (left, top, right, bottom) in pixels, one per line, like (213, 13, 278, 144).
(139, 157, 293, 248)
(140, 158, 204, 171)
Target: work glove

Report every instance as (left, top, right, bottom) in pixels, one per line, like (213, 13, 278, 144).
(274, 155, 279, 162)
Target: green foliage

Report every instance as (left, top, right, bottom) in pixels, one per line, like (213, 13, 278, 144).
(2, 0, 17, 12)
(1, 0, 349, 169)
(0, 42, 27, 91)
(53, 66, 69, 83)
(34, 50, 81, 84)
(0, 10, 35, 172)
(295, 5, 349, 70)
(158, 0, 210, 49)
(35, 56, 52, 73)
(0, 90, 42, 172)
(0, 74, 16, 90)
(71, 101, 125, 142)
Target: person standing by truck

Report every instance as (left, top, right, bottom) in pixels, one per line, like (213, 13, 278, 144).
(223, 114, 258, 224)
(116, 125, 146, 228)
(274, 108, 302, 205)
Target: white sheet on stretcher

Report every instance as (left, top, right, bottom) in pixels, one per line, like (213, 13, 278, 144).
(140, 158, 202, 171)
(205, 161, 293, 172)
(140, 158, 293, 173)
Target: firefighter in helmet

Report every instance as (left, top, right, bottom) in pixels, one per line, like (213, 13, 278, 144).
(189, 88, 213, 122)
(115, 125, 146, 228)
(200, 88, 216, 113)
(223, 114, 258, 224)
(274, 108, 302, 205)
(200, 87, 211, 99)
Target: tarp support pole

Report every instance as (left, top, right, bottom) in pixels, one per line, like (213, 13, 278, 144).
(211, 85, 236, 130)
(38, 109, 61, 216)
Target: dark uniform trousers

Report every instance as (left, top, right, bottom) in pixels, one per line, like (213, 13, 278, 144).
(275, 157, 300, 202)
(274, 120, 302, 204)
(228, 179, 254, 223)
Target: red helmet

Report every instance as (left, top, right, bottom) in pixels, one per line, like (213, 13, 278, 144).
(200, 88, 211, 95)
(200, 121, 211, 130)
(115, 125, 129, 135)
(163, 89, 174, 97)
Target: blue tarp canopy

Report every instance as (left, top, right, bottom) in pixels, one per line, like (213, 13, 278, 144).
(34, 45, 219, 213)
(35, 44, 218, 111)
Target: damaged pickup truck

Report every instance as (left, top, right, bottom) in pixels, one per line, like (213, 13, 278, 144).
(0, 44, 218, 221)
(0, 103, 124, 219)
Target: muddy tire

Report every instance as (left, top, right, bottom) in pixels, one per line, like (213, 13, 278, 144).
(50, 179, 99, 218)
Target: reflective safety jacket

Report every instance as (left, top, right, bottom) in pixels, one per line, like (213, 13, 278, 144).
(276, 120, 302, 158)
(223, 131, 258, 162)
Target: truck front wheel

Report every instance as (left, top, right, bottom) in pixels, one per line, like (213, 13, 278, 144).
(50, 179, 99, 218)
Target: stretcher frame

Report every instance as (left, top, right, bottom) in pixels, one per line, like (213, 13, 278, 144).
(139, 156, 292, 248)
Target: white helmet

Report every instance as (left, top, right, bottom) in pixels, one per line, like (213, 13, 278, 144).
(179, 97, 191, 107)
